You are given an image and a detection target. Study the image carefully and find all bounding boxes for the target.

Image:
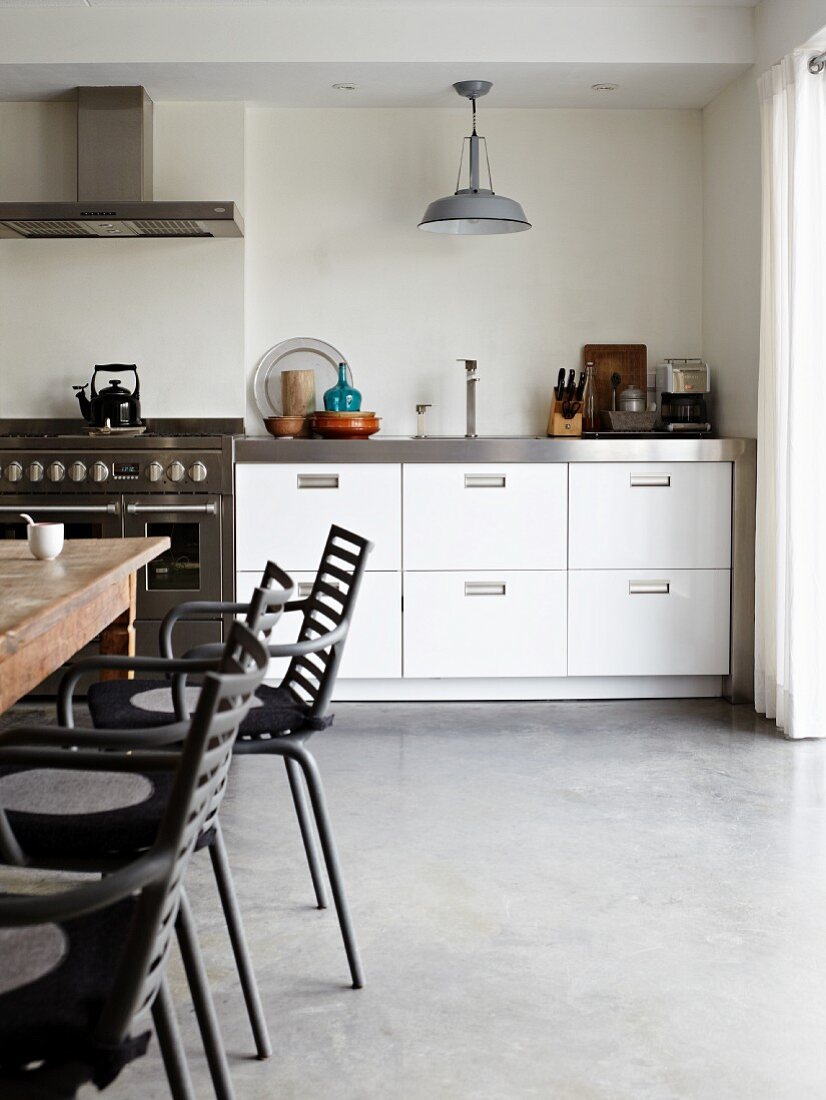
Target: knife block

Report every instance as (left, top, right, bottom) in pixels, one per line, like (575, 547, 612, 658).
(546, 396, 583, 437)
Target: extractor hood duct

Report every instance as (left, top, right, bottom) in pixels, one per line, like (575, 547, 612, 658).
(0, 87, 243, 239)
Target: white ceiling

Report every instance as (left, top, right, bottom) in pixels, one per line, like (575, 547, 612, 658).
(0, 0, 762, 7)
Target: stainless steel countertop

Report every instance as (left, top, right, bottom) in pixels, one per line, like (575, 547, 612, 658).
(234, 436, 755, 463)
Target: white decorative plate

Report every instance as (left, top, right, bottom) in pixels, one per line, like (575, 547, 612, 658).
(253, 338, 352, 418)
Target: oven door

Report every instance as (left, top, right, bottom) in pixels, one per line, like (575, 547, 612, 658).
(123, 494, 223, 619)
(0, 496, 122, 541)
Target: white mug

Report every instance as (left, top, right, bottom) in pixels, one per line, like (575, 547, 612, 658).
(27, 522, 65, 561)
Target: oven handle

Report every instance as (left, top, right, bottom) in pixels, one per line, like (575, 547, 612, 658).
(0, 503, 120, 515)
(126, 502, 217, 516)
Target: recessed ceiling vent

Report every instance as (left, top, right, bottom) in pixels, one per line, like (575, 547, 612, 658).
(0, 87, 243, 240)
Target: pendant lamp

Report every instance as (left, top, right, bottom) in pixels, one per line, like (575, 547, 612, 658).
(419, 80, 531, 235)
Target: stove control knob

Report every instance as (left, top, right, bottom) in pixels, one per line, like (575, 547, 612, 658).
(27, 461, 44, 483)
(47, 461, 65, 483)
(146, 461, 164, 483)
(68, 461, 87, 483)
(90, 461, 109, 484)
(188, 461, 207, 483)
(6, 461, 23, 483)
(167, 461, 185, 483)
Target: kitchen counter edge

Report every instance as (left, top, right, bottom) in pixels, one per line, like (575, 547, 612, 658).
(234, 436, 755, 464)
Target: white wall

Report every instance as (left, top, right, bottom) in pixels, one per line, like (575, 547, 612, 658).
(245, 107, 703, 437)
(0, 101, 245, 421)
(702, 71, 762, 438)
(702, 0, 826, 438)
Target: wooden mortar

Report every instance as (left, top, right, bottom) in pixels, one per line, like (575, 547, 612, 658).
(281, 369, 316, 416)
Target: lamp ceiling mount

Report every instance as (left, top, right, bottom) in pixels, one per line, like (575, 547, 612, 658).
(453, 80, 493, 101)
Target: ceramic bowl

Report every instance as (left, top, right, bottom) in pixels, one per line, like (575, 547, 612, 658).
(311, 412, 381, 440)
(263, 415, 311, 438)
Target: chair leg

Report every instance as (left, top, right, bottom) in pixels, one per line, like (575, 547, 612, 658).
(288, 743, 365, 990)
(152, 976, 196, 1100)
(175, 889, 236, 1100)
(208, 823, 273, 1060)
(284, 755, 329, 910)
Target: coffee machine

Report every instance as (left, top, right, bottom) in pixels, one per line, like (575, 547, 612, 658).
(656, 359, 711, 433)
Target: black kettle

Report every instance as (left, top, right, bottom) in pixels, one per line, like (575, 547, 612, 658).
(74, 365, 143, 428)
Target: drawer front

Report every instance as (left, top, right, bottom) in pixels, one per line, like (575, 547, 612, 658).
(569, 462, 732, 569)
(403, 464, 568, 570)
(404, 571, 566, 678)
(568, 569, 731, 676)
(236, 463, 401, 572)
(237, 570, 401, 679)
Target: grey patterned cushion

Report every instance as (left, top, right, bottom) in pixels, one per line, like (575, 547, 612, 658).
(0, 897, 150, 1090)
(0, 765, 170, 858)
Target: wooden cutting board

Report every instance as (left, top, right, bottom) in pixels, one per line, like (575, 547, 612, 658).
(583, 345, 648, 413)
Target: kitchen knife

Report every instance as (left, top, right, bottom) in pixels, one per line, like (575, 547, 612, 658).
(565, 370, 576, 397)
(575, 372, 586, 400)
(555, 369, 566, 400)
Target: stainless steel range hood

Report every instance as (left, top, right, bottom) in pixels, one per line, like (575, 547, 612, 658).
(0, 87, 243, 239)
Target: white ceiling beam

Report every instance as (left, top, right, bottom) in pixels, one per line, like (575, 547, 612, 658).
(0, 5, 755, 67)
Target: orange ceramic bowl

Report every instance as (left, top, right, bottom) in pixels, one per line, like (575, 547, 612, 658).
(311, 412, 381, 440)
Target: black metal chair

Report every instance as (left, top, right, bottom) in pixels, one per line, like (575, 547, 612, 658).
(77, 524, 373, 991)
(0, 566, 293, 1099)
(0, 619, 269, 1100)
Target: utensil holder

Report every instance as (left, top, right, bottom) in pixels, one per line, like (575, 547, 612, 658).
(546, 396, 583, 437)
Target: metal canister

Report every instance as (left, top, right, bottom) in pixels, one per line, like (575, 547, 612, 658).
(618, 385, 646, 412)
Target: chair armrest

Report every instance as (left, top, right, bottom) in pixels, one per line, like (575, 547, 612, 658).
(0, 744, 180, 772)
(159, 600, 252, 659)
(0, 850, 172, 927)
(57, 654, 220, 728)
(181, 643, 225, 660)
(0, 722, 190, 753)
(159, 567, 296, 657)
(266, 619, 349, 659)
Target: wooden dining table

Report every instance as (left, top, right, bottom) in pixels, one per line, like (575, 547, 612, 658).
(0, 536, 170, 714)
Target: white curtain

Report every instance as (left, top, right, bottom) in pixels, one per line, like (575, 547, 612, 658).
(756, 50, 826, 738)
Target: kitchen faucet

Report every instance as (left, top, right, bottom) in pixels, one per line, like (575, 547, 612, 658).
(459, 359, 478, 438)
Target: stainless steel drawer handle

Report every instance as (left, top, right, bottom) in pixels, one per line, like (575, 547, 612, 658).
(629, 580, 671, 595)
(630, 473, 671, 488)
(126, 503, 217, 516)
(464, 581, 507, 597)
(0, 503, 119, 515)
(464, 474, 506, 489)
(297, 474, 339, 490)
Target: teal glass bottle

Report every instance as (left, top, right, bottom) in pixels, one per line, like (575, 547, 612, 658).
(324, 363, 361, 412)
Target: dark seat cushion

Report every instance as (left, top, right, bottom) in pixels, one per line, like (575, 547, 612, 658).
(0, 896, 150, 1089)
(87, 679, 332, 738)
(0, 765, 172, 860)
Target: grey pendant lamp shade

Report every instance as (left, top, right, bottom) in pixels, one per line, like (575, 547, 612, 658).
(419, 80, 531, 235)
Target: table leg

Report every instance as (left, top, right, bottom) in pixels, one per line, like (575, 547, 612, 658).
(99, 572, 137, 681)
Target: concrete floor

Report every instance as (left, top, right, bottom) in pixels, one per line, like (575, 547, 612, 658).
(6, 699, 826, 1099)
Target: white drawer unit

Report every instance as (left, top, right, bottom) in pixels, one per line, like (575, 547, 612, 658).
(403, 463, 568, 571)
(236, 569, 402, 679)
(569, 462, 732, 569)
(235, 463, 401, 572)
(404, 571, 567, 679)
(568, 569, 731, 677)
